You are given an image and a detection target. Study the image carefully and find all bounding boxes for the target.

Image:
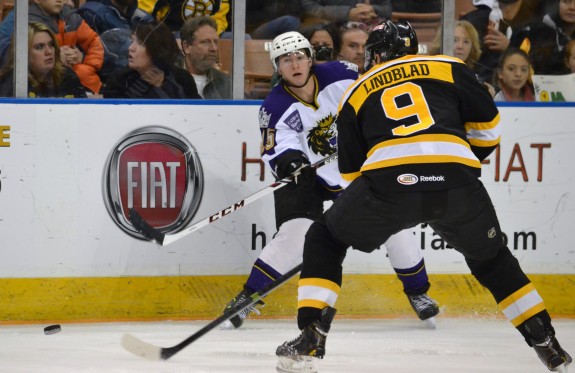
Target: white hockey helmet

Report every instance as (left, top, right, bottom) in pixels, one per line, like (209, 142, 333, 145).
(266, 31, 314, 70)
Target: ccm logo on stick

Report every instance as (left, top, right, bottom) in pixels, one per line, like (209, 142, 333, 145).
(209, 200, 246, 222)
(103, 126, 204, 240)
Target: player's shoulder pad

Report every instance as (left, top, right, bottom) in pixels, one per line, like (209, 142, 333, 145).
(259, 86, 297, 129)
(314, 60, 360, 84)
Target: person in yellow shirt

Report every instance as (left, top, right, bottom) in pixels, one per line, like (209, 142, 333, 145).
(138, 0, 229, 35)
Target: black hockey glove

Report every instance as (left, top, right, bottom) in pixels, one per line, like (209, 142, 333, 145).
(274, 150, 315, 185)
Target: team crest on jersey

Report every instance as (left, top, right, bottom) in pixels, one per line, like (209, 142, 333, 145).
(182, 0, 215, 19)
(397, 174, 418, 185)
(307, 113, 337, 156)
(284, 110, 303, 132)
(259, 107, 271, 128)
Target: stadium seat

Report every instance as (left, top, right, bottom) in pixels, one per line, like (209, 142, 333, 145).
(219, 39, 274, 99)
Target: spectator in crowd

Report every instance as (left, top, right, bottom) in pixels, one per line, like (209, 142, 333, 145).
(461, 0, 544, 83)
(430, 20, 482, 68)
(179, 16, 231, 99)
(78, 0, 148, 84)
(0, 22, 87, 98)
(245, 0, 303, 40)
(0, 0, 105, 95)
(78, 0, 140, 34)
(565, 39, 575, 72)
(453, 20, 482, 68)
(138, 0, 229, 35)
(301, 0, 391, 27)
(510, 0, 575, 75)
(429, 20, 496, 96)
(101, 21, 200, 98)
(0, 9, 14, 67)
(337, 21, 369, 73)
(455, 20, 497, 96)
(493, 47, 535, 101)
(301, 23, 340, 64)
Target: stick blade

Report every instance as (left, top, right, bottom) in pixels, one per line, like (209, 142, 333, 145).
(121, 333, 163, 361)
(128, 208, 165, 245)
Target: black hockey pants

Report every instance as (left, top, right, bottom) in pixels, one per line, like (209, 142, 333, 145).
(298, 177, 535, 329)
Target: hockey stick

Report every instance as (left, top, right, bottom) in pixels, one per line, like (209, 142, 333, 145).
(121, 262, 303, 361)
(129, 152, 337, 246)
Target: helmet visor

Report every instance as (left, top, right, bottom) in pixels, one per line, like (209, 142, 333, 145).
(277, 50, 312, 69)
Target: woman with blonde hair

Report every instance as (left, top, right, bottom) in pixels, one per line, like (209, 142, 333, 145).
(430, 20, 482, 68)
(429, 20, 495, 95)
(454, 20, 482, 69)
(0, 22, 86, 98)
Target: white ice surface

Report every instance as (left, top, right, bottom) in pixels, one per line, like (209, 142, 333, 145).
(0, 318, 573, 372)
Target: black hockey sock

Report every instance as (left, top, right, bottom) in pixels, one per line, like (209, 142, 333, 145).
(297, 222, 346, 330)
(466, 246, 531, 303)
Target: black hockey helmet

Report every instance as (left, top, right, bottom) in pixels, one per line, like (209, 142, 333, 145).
(364, 20, 418, 71)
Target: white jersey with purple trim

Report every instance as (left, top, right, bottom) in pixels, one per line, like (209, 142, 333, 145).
(258, 61, 359, 190)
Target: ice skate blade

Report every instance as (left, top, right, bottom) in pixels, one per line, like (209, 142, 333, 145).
(423, 317, 437, 329)
(276, 356, 319, 372)
(552, 362, 568, 373)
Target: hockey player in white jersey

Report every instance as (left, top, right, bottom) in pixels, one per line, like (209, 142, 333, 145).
(222, 31, 439, 328)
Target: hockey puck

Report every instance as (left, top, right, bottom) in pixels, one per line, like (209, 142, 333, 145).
(44, 324, 62, 335)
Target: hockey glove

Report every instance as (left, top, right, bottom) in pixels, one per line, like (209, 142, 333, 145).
(274, 150, 315, 185)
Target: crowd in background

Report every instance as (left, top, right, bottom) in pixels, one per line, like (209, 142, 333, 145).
(0, 0, 573, 101)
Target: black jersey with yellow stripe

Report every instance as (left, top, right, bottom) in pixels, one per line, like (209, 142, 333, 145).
(336, 54, 500, 191)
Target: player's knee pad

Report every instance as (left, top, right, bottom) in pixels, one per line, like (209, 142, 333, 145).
(258, 218, 314, 274)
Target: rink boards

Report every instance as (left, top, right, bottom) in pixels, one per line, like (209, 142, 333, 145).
(0, 101, 573, 322)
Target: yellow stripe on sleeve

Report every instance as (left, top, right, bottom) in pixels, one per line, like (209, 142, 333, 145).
(468, 136, 501, 147)
(464, 113, 501, 131)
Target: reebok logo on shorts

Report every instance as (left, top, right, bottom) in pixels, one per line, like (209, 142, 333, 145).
(420, 175, 445, 182)
(397, 174, 445, 185)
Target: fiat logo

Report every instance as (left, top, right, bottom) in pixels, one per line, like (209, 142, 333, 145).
(103, 126, 203, 240)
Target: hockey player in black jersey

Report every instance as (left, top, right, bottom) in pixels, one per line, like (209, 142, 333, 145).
(276, 20, 572, 373)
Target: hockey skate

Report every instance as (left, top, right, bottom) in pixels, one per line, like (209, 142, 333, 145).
(407, 293, 439, 329)
(276, 307, 337, 373)
(221, 289, 265, 329)
(524, 315, 572, 372)
(534, 336, 572, 372)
